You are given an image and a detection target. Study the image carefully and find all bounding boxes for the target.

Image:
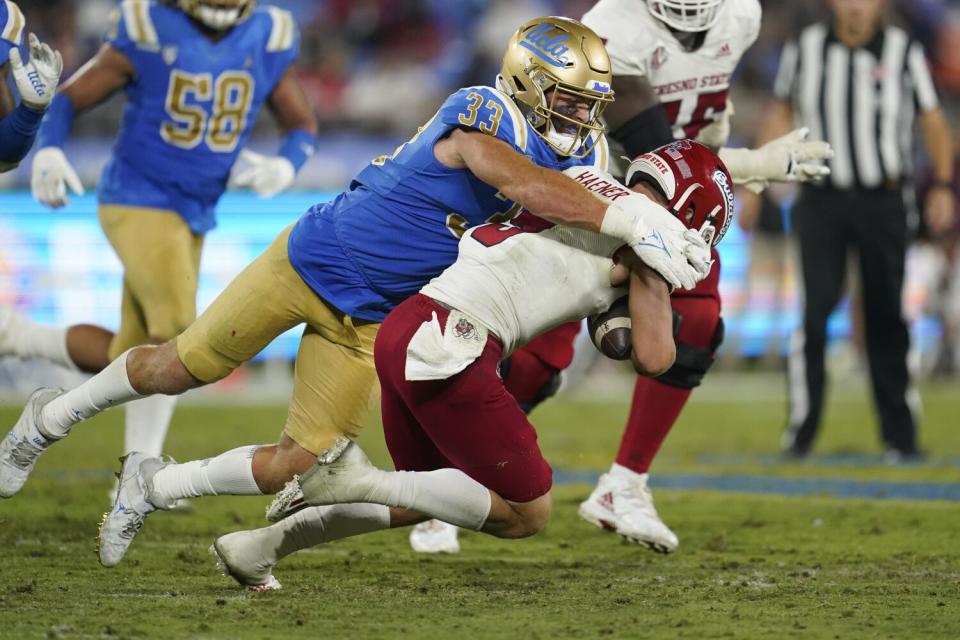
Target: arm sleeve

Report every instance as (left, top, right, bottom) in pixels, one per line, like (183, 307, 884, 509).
(772, 41, 799, 101)
(436, 87, 527, 154)
(0, 101, 43, 167)
(610, 105, 676, 158)
(907, 40, 940, 113)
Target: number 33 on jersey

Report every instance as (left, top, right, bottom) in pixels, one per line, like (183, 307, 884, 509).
(97, 0, 297, 231)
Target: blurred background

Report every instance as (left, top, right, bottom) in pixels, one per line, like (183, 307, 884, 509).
(2, 0, 960, 397)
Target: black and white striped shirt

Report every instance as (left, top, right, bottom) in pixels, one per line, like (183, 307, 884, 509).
(773, 23, 939, 191)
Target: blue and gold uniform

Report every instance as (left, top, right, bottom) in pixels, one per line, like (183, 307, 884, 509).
(98, 0, 297, 233)
(33, 0, 301, 358)
(177, 83, 608, 454)
(288, 85, 609, 322)
(0, 0, 23, 62)
(0, 0, 38, 171)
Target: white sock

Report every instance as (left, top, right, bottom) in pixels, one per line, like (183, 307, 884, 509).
(124, 394, 178, 457)
(40, 350, 141, 438)
(265, 504, 390, 563)
(610, 463, 645, 482)
(365, 468, 492, 531)
(2, 311, 75, 369)
(151, 445, 262, 504)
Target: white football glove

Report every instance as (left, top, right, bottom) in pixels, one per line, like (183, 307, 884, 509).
(603, 196, 707, 291)
(9, 33, 63, 111)
(31, 147, 84, 208)
(231, 149, 296, 197)
(719, 127, 834, 194)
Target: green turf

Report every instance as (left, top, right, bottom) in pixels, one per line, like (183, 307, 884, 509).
(1, 376, 959, 639)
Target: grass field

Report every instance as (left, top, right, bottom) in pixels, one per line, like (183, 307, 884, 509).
(1, 373, 959, 639)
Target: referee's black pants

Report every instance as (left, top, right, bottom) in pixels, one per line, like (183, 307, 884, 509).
(785, 186, 918, 454)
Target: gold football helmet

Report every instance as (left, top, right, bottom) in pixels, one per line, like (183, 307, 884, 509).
(498, 16, 614, 158)
(175, 0, 254, 31)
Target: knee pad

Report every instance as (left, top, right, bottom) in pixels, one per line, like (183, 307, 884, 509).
(656, 314, 725, 389)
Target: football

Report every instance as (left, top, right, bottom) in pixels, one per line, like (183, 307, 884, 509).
(587, 295, 632, 360)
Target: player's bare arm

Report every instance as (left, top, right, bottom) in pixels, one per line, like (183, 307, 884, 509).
(627, 263, 675, 376)
(232, 66, 318, 198)
(58, 43, 134, 111)
(435, 128, 608, 231)
(266, 66, 317, 135)
(918, 106, 956, 234)
(0, 62, 13, 118)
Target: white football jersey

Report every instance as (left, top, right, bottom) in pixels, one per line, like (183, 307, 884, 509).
(582, 0, 761, 140)
(420, 168, 638, 356)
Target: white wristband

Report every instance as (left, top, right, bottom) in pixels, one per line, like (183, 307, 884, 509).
(600, 202, 637, 242)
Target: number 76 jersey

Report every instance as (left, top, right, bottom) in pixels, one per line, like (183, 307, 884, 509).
(582, 0, 760, 141)
(97, 0, 298, 233)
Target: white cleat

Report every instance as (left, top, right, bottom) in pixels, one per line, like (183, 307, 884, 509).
(264, 483, 307, 523)
(97, 452, 173, 567)
(268, 437, 373, 518)
(409, 520, 460, 554)
(578, 472, 679, 554)
(108, 480, 191, 513)
(0, 387, 63, 498)
(211, 530, 282, 591)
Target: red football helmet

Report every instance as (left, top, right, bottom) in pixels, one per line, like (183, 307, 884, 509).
(624, 139, 734, 246)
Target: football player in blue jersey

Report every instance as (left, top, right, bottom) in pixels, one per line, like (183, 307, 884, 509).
(0, 0, 317, 473)
(0, 0, 63, 170)
(0, 16, 710, 569)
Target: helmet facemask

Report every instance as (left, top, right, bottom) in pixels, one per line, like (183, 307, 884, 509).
(522, 68, 611, 157)
(647, 0, 725, 33)
(177, 0, 254, 31)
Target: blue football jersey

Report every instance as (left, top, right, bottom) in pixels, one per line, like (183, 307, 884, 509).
(287, 85, 610, 322)
(0, 0, 24, 63)
(97, 0, 298, 233)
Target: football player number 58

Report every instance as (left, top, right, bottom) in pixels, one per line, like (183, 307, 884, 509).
(161, 70, 255, 153)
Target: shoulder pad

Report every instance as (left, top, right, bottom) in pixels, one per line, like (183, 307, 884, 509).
(1, 0, 25, 46)
(440, 86, 529, 152)
(264, 6, 296, 52)
(117, 0, 159, 48)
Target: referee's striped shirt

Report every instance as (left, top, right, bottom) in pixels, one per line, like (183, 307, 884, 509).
(773, 23, 940, 191)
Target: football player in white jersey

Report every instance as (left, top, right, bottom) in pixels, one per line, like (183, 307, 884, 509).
(208, 141, 733, 590)
(571, 0, 833, 553)
(403, 0, 835, 555)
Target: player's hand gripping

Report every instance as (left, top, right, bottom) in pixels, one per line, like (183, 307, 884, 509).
(9, 33, 63, 111)
(719, 127, 834, 194)
(231, 149, 296, 197)
(603, 196, 711, 291)
(31, 147, 84, 209)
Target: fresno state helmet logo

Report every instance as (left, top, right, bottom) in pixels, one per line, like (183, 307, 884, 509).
(711, 168, 735, 242)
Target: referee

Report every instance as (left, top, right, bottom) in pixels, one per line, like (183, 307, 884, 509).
(762, 0, 955, 458)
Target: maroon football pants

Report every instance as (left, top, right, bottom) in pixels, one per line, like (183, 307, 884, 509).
(375, 294, 553, 503)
